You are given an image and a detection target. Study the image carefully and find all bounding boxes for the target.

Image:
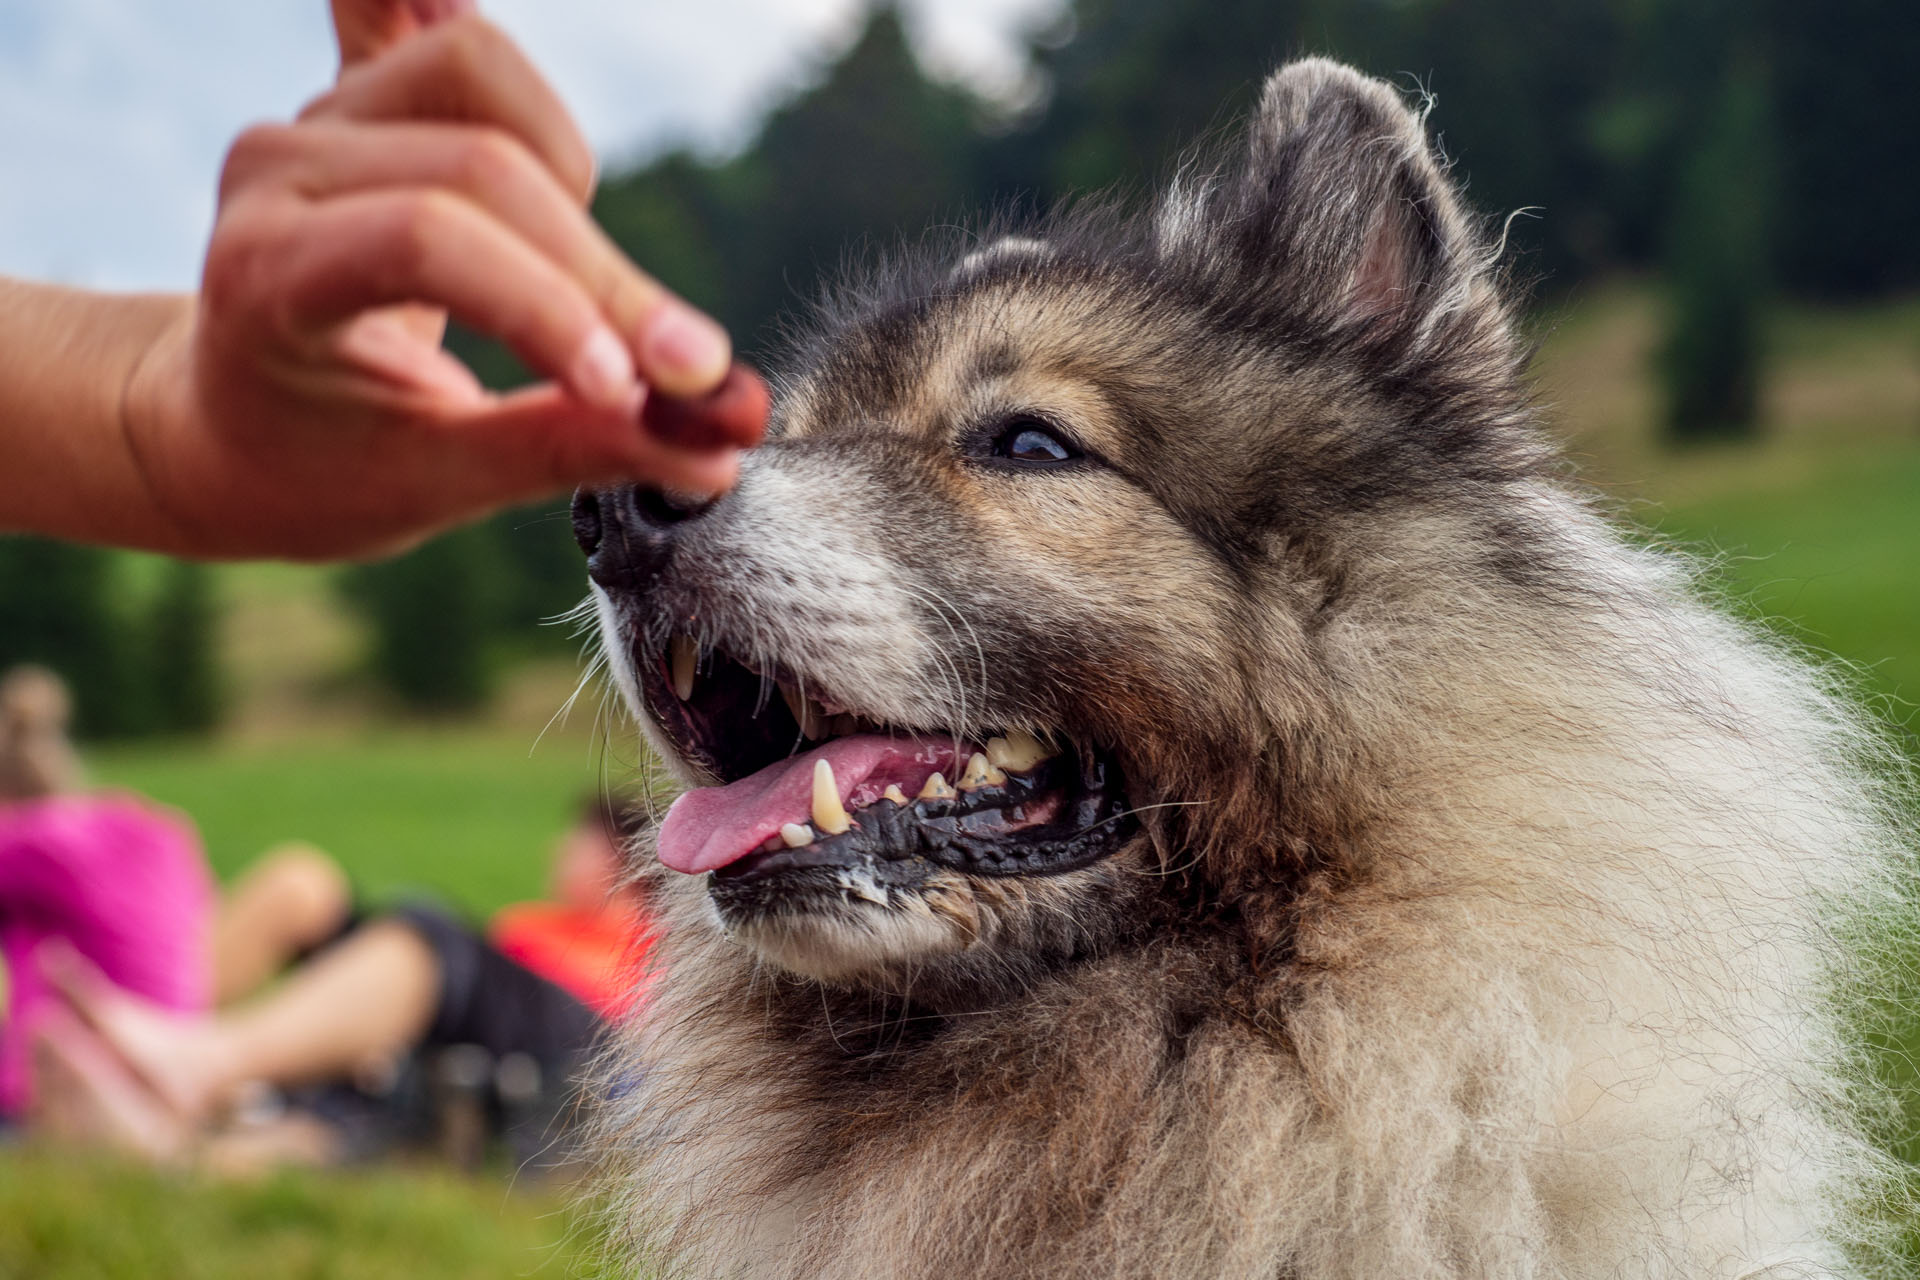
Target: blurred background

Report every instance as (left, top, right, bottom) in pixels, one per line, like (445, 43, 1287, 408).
(2, 0, 1916, 1275)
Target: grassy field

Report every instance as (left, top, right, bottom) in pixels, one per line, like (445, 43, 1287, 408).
(89, 717, 643, 920)
(0, 1148, 587, 1280)
(1537, 285, 1920, 729)
(5, 280, 1918, 1275)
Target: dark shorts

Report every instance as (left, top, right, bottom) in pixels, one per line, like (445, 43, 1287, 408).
(289, 900, 604, 1168)
(389, 901, 602, 1078)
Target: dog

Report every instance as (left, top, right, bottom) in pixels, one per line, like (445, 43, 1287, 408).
(573, 58, 1911, 1279)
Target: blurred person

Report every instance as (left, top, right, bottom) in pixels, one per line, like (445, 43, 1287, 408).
(0, 665, 83, 801)
(0, 0, 761, 563)
(29, 793, 654, 1171)
(0, 666, 215, 1121)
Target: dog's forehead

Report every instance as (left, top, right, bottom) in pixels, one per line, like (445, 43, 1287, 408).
(780, 270, 1170, 443)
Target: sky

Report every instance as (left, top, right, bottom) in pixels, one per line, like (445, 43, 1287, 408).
(0, 0, 1061, 290)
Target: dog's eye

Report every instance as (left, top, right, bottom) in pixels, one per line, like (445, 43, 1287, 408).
(991, 419, 1080, 465)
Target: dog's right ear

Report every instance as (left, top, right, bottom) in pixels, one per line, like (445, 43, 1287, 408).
(1160, 58, 1511, 361)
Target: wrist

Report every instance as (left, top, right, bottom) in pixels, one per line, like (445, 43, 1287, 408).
(0, 281, 203, 554)
(117, 304, 220, 557)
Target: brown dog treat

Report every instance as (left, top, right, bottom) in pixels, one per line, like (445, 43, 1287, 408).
(638, 363, 770, 451)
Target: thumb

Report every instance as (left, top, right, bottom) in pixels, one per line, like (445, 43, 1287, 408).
(329, 0, 476, 69)
(457, 386, 745, 505)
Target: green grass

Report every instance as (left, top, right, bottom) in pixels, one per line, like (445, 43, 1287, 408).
(86, 723, 638, 919)
(1647, 439, 1920, 736)
(0, 1148, 587, 1280)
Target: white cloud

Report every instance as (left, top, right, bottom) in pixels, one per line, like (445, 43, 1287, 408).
(0, 0, 1062, 291)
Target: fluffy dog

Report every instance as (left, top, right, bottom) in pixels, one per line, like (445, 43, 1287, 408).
(574, 58, 1911, 1278)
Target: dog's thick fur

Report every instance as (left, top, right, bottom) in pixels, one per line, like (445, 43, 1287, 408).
(586, 60, 1912, 1277)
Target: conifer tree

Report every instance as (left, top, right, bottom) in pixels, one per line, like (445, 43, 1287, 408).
(1659, 58, 1772, 441)
(338, 529, 496, 712)
(147, 559, 223, 734)
(0, 536, 142, 737)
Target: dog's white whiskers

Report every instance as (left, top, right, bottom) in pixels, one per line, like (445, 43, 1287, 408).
(891, 578, 988, 752)
(532, 628, 607, 756)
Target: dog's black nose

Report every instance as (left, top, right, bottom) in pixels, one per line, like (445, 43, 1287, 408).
(572, 484, 719, 590)
(570, 487, 606, 556)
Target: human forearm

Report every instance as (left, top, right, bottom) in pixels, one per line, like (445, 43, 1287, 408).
(1, 10, 766, 562)
(0, 278, 200, 552)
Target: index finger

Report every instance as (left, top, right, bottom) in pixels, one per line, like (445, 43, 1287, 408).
(330, 0, 475, 68)
(307, 16, 595, 201)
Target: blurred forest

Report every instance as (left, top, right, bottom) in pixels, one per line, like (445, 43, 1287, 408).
(2, 0, 1914, 725)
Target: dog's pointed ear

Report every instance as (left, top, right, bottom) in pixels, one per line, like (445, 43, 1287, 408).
(1163, 59, 1510, 356)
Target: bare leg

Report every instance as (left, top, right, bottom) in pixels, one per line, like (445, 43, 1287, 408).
(45, 919, 441, 1120)
(211, 842, 352, 1005)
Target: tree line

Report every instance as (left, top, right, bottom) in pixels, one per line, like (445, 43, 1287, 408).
(8, 0, 1909, 726)
(0, 543, 219, 737)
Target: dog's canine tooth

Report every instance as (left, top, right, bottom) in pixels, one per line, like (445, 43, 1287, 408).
(957, 752, 1006, 791)
(882, 784, 909, 806)
(669, 635, 698, 702)
(917, 772, 956, 801)
(780, 681, 827, 739)
(811, 759, 852, 834)
(779, 822, 814, 849)
(985, 730, 1053, 774)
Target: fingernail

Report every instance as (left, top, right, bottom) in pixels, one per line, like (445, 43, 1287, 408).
(571, 326, 637, 411)
(641, 304, 731, 389)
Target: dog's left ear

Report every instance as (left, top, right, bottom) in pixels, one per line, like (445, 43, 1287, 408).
(1161, 58, 1510, 357)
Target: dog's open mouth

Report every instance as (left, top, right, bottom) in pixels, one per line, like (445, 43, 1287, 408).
(637, 635, 1135, 883)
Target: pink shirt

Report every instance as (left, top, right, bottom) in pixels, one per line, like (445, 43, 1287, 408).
(0, 794, 213, 1115)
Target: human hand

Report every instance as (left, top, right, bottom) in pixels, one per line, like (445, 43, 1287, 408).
(121, 0, 763, 560)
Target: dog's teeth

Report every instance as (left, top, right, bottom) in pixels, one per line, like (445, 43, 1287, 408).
(780, 822, 813, 848)
(780, 681, 826, 739)
(669, 636, 697, 702)
(830, 713, 860, 737)
(957, 752, 1007, 791)
(918, 772, 956, 800)
(985, 729, 1053, 774)
(811, 759, 852, 834)
(882, 785, 909, 806)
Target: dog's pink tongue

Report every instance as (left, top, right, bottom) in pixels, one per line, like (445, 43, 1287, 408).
(657, 734, 960, 875)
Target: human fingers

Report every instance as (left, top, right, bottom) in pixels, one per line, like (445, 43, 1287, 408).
(304, 14, 595, 203)
(220, 121, 732, 397)
(453, 384, 745, 504)
(330, 0, 476, 68)
(214, 188, 639, 411)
